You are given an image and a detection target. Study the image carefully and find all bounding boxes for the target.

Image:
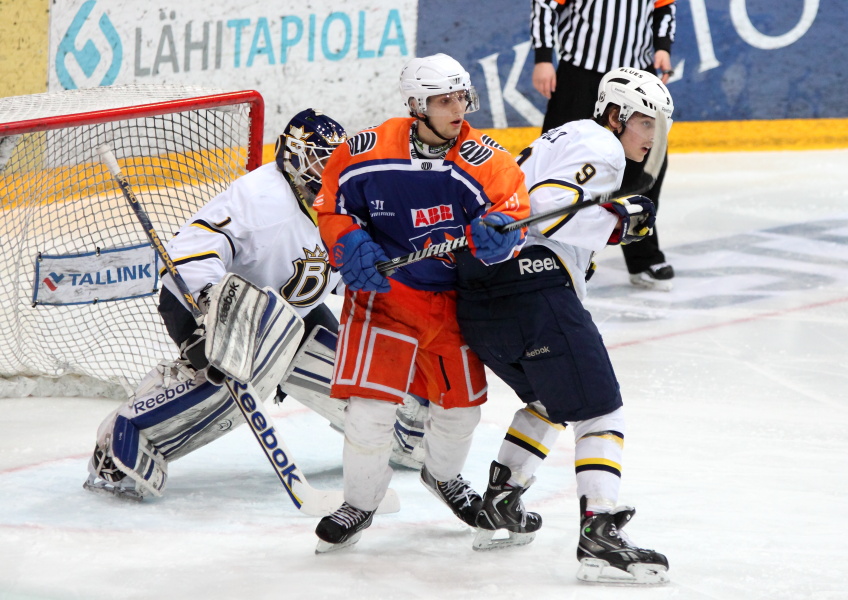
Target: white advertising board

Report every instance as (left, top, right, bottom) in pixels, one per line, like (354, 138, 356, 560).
(48, 0, 418, 140)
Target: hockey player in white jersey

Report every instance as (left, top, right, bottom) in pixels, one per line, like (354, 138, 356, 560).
(455, 68, 672, 584)
(85, 109, 352, 499)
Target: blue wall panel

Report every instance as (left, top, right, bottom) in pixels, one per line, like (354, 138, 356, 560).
(417, 0, 848, 128)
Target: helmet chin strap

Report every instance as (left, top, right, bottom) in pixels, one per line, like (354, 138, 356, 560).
(415, 113, 456, 143)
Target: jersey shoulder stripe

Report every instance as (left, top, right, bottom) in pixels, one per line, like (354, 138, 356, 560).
(342, 118, 414, 165)
(189, 219, 237, 258)
(531, 180, 585, 238)
(158, 251, 222, 276)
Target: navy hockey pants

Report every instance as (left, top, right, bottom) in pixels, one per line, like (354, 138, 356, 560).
(456, 285, 622, 423)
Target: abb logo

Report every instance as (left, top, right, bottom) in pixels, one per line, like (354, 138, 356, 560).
(412, 205, 454, 227)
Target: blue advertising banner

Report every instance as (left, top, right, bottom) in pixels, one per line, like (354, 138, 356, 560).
(417, 0, 847, 128)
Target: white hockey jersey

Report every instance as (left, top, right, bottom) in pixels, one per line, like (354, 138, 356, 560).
(161, 162, 341, 318)
(518, 120, 625, 300)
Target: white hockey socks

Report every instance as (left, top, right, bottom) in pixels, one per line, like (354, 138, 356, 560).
(573, 407, 626, 512)
(422, 402, 480, 482)
(496, 402, 564, 488)
(341, 397, 397, 512)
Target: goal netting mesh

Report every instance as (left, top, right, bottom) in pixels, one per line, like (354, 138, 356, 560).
(0, 84, 264, 398)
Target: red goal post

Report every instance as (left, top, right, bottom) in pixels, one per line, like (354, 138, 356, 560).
(0, 85, 264, 398)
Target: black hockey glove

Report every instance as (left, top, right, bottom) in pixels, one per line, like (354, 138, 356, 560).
(180, 325, 209, 371)
(178, 283, 225, 385)
(179, 324, 226, 385)
(601, 195, 656, 245)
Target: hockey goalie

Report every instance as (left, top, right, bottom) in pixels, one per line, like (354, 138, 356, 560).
(85, 109, 424, 501)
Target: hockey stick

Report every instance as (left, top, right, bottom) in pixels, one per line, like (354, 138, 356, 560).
(97, 145, 400, 517)
(377, 111, 669, 276)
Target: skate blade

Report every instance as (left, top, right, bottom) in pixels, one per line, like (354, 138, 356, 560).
(472, 528, 536, 552)
(315, 530, 364, 554)
(577, 558, 669, 585)
(83, 479, 143, 502)
(629, 277, 673, 292)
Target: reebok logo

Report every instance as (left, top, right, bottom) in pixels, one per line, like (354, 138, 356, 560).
(525, 346, 550, 358)
(518, 257, 561, 275)
(232, 381, 304, 508)
(219, 280, 240, 325)
(132, 379, 197, 413)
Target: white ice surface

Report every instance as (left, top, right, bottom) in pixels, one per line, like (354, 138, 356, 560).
(1, 150, 847, 600)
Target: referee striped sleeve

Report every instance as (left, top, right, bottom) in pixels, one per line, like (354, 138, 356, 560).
(534, 0, 676, 73)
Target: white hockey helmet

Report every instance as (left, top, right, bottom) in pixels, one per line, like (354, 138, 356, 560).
(399, 53, 480, 116)
(593, 67, 674, 124)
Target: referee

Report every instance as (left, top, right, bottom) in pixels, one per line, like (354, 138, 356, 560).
(530, 0, 677, 290)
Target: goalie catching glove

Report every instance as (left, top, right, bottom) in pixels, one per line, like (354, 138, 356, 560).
(601, 195, 656, 245)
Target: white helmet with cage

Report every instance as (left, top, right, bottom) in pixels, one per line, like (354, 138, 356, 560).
(593, 67, 674, 124)
(399, 53, 480, 116)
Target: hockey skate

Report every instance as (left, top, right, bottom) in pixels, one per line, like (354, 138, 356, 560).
(315, 502, 375, 554)
(576, 498, 669, 585)
(420, 465, 482, 527)
(629, 262, 674, 291)
(472, 461, 542, 551)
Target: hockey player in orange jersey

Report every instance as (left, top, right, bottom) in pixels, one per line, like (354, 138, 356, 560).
(313, 53, 531, 552)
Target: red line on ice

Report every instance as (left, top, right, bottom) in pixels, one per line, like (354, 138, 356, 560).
(608, 295, 848, 350)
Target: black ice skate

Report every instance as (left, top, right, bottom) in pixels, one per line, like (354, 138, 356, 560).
(629, 262, 674, 291)
(420, 465, 482, 527)
(315, 502, 375, 554)
(473, 461, 542, 551)
(576, 497, 669, 585)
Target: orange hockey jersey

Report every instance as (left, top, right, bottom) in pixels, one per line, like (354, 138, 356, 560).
(315, 117, 530, 292)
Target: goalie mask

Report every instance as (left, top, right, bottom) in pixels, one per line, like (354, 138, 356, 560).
(276, 109, 347, 198)
(399, 53, 480, 117)
(593, 67, 674, 125)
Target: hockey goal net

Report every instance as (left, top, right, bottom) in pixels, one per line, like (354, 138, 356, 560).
(0, 85, 264, 398)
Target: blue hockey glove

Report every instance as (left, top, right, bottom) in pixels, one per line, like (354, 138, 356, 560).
(334, 228, 391, 293)
(601, 195, 656, 245)
(467, 212, 522, 265)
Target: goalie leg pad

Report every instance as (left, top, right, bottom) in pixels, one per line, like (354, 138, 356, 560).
(85, 409, 168, 499)
(124, 360, 243, 462)
(109, 415, 168, 497)
(280, 325, 347, 430)
(206, 273, 304, 384)
(390, 395, 428, 470)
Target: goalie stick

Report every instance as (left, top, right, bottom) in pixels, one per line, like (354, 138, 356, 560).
(377, 111, 668, 276)
(97, 144, 400, 517)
